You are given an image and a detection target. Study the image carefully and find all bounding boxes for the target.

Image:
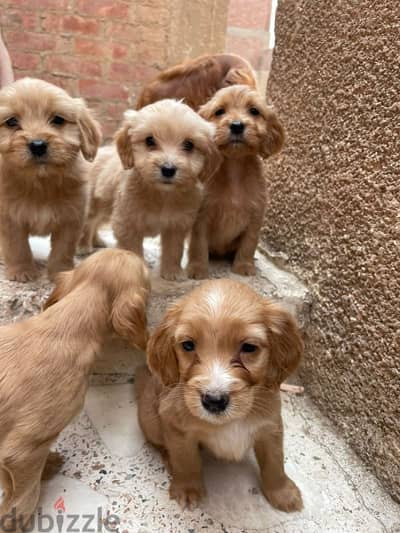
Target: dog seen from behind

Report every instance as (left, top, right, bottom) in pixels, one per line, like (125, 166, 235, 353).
(136, 279, 303, 512)
(0, 249, 149, 531)
(136, 53, 257, 110)
(0, 78, 101, 282)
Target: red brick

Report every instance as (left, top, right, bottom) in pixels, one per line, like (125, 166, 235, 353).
(79, 79, 129, 100)
(62, 15, 100, 34)
(41, 14, 62, 33)
(76, 0, 129, 19)
(45, 56, 102, 79)
(11, 0, 69, 9)
(227, 0, 272, 30)
(5, 31, 56, 52)
(11, 51, 41, 71)
(74, 38, 108, 57)
(112, 43, 129, 60)
(104, 22, 135, 42)
(3, 11, 37, 31)
(109, 62, 157, 84)
(40, 74, 78, 94)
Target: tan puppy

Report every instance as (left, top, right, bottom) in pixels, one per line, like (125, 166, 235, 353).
(187, 85, 285, 278)
(0, 249, 149, 531)
(136, 53, 257, 110)
(0, 78, 101, 282)
(111, 99, 220, 280)
(136, 279, 303, 512)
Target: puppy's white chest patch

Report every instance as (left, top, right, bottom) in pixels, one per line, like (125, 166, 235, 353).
(203, 419, 265, 462)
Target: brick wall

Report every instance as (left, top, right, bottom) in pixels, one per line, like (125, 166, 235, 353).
(1, 0, 228, 139)
(225, 0, 273, 90)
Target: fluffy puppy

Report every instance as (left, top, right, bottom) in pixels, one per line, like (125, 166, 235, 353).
(112, 99, 220, 280)
(0, 249, 149, 531)
(136, 53, 257, 110)
(0, 78, 101, 282)
(136, 279, 303, 512)
(187, 85, 285, 278)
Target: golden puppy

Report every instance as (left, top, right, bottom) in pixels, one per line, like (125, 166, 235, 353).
(187, 85, 285, 278)
(136, 53, 257, 110)
(111, 99, 220, 280)
(0, 78, 101, 282)
(136, 279, 303, 512)
(0, 249, 149, 531)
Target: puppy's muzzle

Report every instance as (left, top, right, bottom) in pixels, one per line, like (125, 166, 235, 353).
(201, 392, 230, 414)
(160, 163, 177, 179)
(29, 139, 48, 158)
(230, 121, 245, 135)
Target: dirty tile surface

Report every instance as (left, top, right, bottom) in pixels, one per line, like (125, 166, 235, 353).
(0, 234, 399, 532)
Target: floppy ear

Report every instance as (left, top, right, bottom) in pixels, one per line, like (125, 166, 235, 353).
(77, 107, 102, 162)
(115, 123, 135, 169)
(199, 129, 222, 183)
(111, 291, 149, 351)
(260, 109, 285, 159)
(146, 305, 181, 386)
(264, 303, 303, 387)
(43, 271, 74, 309)
(223, 67, 257, 90)
(198, 99, 215, 122)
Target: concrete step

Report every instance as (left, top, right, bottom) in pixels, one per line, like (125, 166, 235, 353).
(0, 232, 399, 532)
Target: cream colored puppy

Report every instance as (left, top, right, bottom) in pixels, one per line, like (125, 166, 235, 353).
(0, 78, 101, 281)
(79, 100, 220, 279)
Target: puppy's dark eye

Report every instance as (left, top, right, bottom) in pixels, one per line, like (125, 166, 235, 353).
(5, 117, 19, 128)
(241, 343, 258, 353)
(51, 115, 65, 126)
(145, 136, 156, 147)
(215, 108, 225, 117)
(249, 107, 260, 116)
(182, 340, 195, 352)
(182, 139, 194, 152)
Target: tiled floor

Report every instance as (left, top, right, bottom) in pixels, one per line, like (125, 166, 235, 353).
(1, 234, 399, 532)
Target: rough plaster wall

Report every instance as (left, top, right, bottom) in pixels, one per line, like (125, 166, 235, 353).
(262, 0, 400, 500)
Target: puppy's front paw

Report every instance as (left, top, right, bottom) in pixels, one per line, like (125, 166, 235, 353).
(5, 264, 39, 282)
(263, 477, 303, 512)
(161, 267, 186, 282)
(232, 261, 256, 276)
(169, 480, 205, 510)
(187, 262, 209, 280)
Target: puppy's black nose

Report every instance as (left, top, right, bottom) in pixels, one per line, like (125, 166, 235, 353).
(201, 392, 229, 414)
(160, 163, 177, 178)
(230, 121, 245, 135)
(29, 139, 48, 157)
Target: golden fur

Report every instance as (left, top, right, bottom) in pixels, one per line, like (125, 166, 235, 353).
(0, 78, 102, 282)
(136, 279, 303, 511)
(136, 53, 257, 110)
(187, 85, 285, 278)
(0, 249, 149, 531)
(85, 99, 220, 280)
